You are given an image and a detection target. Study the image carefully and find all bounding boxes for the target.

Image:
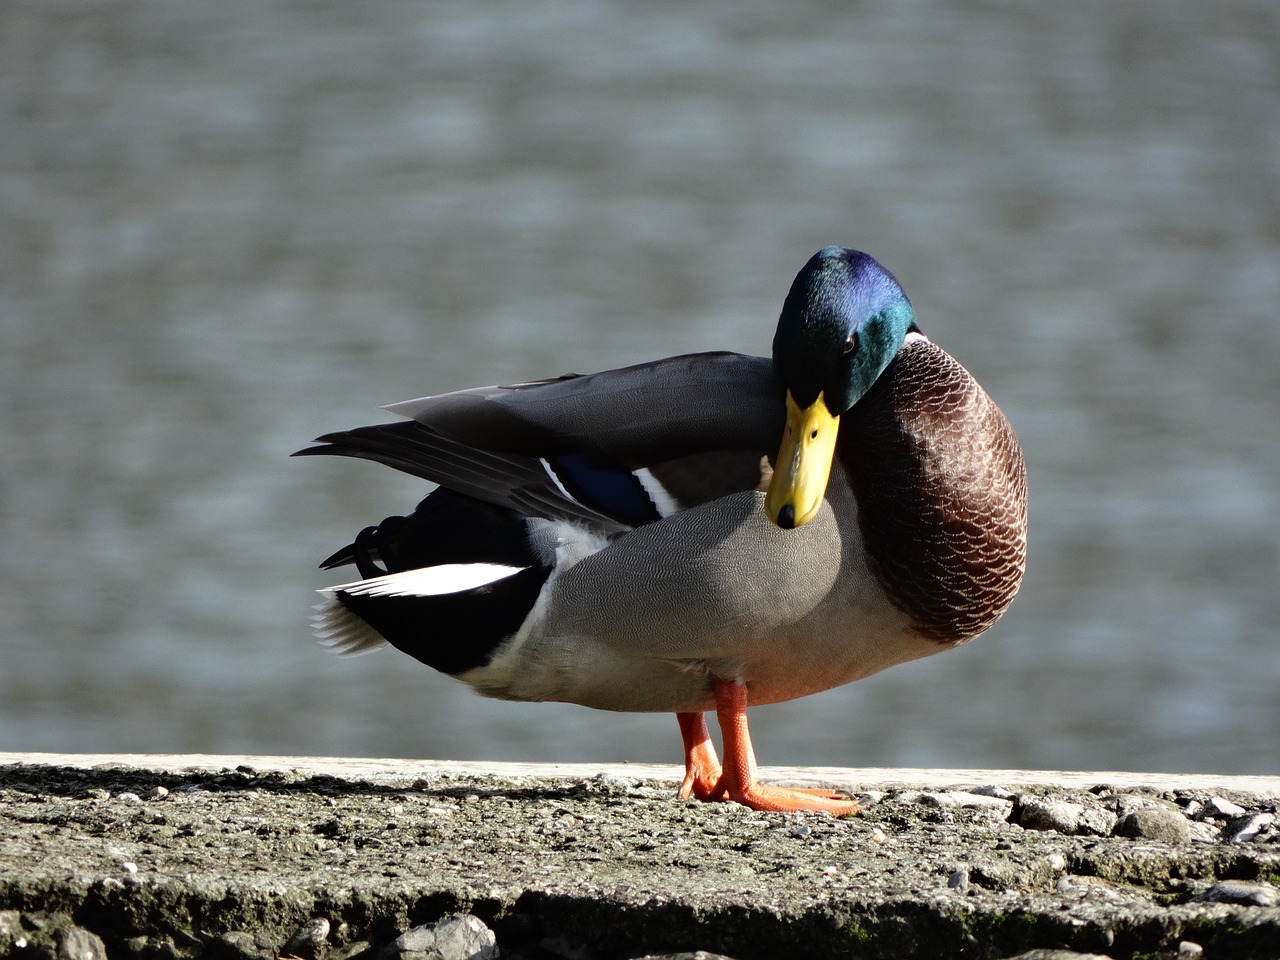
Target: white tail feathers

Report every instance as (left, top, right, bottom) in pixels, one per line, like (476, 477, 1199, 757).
(309, 562, 530, 656)
(310, 600, 388, 656)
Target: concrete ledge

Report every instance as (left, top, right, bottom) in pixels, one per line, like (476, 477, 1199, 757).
(5, 752, 1279, 795)
(2, 754, 1278, 960)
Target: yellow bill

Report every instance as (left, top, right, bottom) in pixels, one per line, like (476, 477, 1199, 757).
(765, 390, 840, 529)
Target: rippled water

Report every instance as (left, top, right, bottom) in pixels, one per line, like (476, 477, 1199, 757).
(3, 0, 1277, 774)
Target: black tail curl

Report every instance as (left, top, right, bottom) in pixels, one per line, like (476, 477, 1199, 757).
(323, 488, 553, 676)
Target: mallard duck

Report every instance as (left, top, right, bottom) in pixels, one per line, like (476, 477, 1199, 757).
(296, 247, 1027, 815)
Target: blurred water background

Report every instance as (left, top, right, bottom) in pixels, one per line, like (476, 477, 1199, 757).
(3, 0, 1277, 775)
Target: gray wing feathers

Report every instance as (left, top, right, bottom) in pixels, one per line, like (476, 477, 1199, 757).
(295, 421, 626, 529)
(296, 352, 783, 530)
(385, 352, 782, 463)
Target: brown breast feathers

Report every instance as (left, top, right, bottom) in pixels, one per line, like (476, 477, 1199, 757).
(840, 337, 1028, 644)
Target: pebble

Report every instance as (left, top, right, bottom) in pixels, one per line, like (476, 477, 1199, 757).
(1017, 800, 1104, 836)
(1193, 880, 1279, 907)
(1177, 942, 1204, 957)
(379, 914, 497, 960)
(121, 862, 138, 875)
(55, 926, 108, 960)
(0, 910, 21, 934)
(788, 825, 811, 839)
(1203, 796, 1246, 818)
(1112, 808, 1192, 844)
(584, 772, 640, 794)
(282, 917, 330, 960)
(947, 867, 970, 891)
(1111, 793, 1186, 821)
(971, 784, 1015, 800)
(1186, 821, 1221, 844)
(333, 942, 374, 960)
(1224, 813, 1275, 844)
(209, 930, 272, 960)
(146, 786, 170, 800)
(906, 791, 1012, 813)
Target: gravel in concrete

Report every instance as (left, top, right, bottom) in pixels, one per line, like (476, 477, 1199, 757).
(1, 762, 1277, 960)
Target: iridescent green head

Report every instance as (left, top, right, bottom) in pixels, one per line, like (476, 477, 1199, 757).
(767, 247, 919, 529)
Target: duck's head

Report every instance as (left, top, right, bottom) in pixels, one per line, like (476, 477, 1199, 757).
(766, 247, 919, 529)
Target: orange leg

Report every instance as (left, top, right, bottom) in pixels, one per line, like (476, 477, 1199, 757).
(705, 679, 860, 815)
(676, 711, 725, 801)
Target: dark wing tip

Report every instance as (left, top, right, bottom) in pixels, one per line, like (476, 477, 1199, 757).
(291, 432, 355, 458)
(318, 544, 356, 570)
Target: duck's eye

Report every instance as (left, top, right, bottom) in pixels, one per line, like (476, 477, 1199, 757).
(842, 332, 858, 354)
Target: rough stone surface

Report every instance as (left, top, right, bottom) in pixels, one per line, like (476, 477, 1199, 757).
(1225, 813, 1276, 845)
(1, 763, 1278, 960)
(1193, 881, 1280, 908)
(1204, 797, 1247, 818)
(381, 914, 497, 960)
(282, 918, 331, 959)
(1016, 799, 1089, 834)
(1014, 799, 1115, 837)
(205, 930, 274, 960)
(1113, 807, 1194, 843)
(54, 926, 108, 960)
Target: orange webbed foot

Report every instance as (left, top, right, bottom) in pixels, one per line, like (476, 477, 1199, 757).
(676, 712, 726, 801)
(718, 781, 860, 816)
(690, 678, 860, 816)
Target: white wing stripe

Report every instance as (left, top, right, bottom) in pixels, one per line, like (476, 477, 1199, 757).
(633, 467, 680, 518)
(538, 458, 582, 504)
